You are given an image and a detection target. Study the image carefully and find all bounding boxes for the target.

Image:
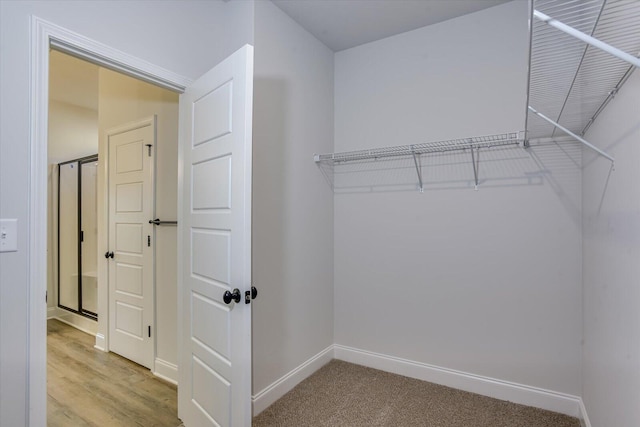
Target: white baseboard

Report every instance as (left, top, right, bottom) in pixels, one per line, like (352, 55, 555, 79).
(579, 398, 592, 427)
(154, 358, 178, 385)
(94, 333, 106, 352)
(51, 310, 97, 336)
(334, 344, 581, 418)
(252, 345, 334, 415)
(47, 306, 57, 319)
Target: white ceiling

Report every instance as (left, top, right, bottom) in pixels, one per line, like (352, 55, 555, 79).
(48, 0, 512, 109)
(272, 0, 513, 52)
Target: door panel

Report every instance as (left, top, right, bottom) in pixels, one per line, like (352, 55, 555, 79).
(115, 263, 143, 295)
(116, 140, 144, 173)
(191, 230, 230, 284)
(179, 45, 253, 427)
(115, 223, 143, 253)
(193, 80, 233, 145)
(192, 156, 232, 209)
(107, 118, 155, 369)
(116, 183, 144, 211)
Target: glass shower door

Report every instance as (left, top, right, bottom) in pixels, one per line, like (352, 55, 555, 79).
(57, 155, 98, 319)
(58, 161, 79, 312)
(80, 158, 98, 317)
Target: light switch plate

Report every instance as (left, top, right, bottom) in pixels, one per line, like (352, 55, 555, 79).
(0, 219, 18, 252)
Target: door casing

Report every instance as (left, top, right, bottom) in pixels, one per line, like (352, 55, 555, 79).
(29, 16, 191, 427)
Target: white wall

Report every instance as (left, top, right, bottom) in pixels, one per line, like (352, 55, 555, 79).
(333, 1, 582, 396)
(582, 71, 640, 427)
(252, 0, 334, 401)
(98, 67, 179, 376)
(48, 101, 99, 163)
(0, 1, 254, 424)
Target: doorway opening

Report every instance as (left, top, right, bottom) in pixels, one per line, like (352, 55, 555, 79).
(46, 48, 180, 423)
(32, 18, 254, 426)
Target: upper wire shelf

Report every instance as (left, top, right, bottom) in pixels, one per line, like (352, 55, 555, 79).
(525, 0, 640, 162)
(314, 132, 522, 164)
(314, 132, 523, 192)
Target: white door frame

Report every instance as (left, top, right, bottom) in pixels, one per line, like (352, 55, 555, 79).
(29, 16, 192, 426)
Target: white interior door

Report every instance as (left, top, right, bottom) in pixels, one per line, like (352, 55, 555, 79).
(178, 45, 253, 427)
(107, 117, 155, 369)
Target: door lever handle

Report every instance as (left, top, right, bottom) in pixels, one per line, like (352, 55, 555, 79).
(149, 218, 177, 225)
(104, 251, 114, 259)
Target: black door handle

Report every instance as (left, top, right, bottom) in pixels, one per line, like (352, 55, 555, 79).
(223, 288, 241, 304)
(104, 251, 114, 259)
(149, 218, 177, 225)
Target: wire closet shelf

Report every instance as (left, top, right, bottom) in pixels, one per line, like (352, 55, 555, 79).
(525, 0, 640, 162)
(314, 1, 640, 191)
(314, 132, 522, 192)
(313, 132, 522, 164)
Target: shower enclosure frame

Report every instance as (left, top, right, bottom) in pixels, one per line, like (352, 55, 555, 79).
(57, 154, 99, 320)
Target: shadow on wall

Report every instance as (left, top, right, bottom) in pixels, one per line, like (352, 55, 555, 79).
(583, 121, 640, 217)
(317, 139, 585, 223)
(251, 76, 290, 383)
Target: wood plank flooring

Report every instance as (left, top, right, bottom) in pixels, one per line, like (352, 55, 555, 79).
(47, 319, 181, 427)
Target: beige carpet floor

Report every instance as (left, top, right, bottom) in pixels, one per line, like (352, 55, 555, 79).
(253, 360, 580, 427)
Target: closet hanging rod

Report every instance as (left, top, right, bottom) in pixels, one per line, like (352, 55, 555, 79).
(149, 218, 177, 225)
(528, 106, 614, 163)
(314, 132, 522, 164)
(533, 10, 640, 69)
(581, 64, 635, 136)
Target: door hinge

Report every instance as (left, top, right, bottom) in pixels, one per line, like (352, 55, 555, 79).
(146, 144, 152, 157)
(45, 291, 48, 303)
(148, 235, 151, 247)
(80, 230, 84, 242)
(148, 325, 151, 338)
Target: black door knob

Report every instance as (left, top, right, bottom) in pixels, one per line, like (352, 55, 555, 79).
(223, 288, 241, 304)
(104, 251, 114, 259)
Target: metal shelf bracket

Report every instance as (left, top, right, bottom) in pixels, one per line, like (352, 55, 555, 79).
(470, 145, 480, 190)
(410, 146, 424, 193)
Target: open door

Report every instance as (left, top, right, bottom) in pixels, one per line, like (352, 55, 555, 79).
(178, 45, 253, 427)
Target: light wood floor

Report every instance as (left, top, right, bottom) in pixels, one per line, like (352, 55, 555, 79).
(47, 319, 181, 427)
